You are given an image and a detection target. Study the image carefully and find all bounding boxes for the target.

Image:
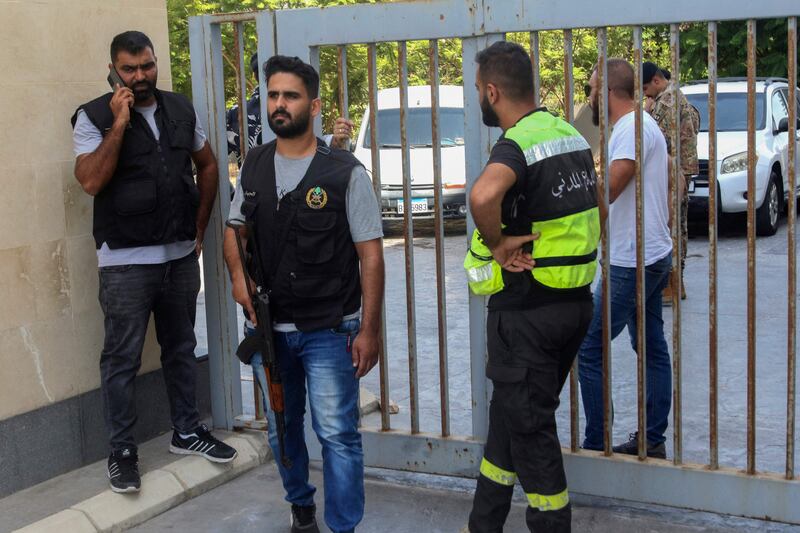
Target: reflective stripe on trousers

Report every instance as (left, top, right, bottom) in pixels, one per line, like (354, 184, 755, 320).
(479, 458, 569, 512)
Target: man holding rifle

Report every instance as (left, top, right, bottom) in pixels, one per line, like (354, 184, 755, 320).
(223, 55, 384, 533)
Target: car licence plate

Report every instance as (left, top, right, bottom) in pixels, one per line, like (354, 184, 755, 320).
(397, 198, 428, 214)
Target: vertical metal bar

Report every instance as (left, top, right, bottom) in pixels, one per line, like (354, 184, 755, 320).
(254, 9, 277, 422)
(368, 43, 391, 432)
(253, 378, 264, 420)
(562, 28, 579, 452)
(233, 23, 248, 161)
(563, 30, 574, 123)
(232, 21, 262, 422)
(597, 28, 613, 455)
(255, 10, 276, 145)
(398, 41, 420, 434)
(309, 46, 323, 137)
(530, 31, 541, 108)
(746, 18, 757, 476)
(463, 34, 504, 440)
(787, 16, 797, 481)
(337, 45, 350, 120)
(429, 39, 451, 437)
(189, 15, 242, 429)
(633, 26, 647, 461)
(670, 22, 683, 466)
(707, 20, 719, 471)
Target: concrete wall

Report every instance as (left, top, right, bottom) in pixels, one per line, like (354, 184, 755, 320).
(0, 0, 172, 422)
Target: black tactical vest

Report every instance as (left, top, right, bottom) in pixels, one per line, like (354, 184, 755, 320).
(240, 139, 362, 331)
(71, 89, 199, 249)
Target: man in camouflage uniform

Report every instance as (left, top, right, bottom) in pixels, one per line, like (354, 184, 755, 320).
(643, 61, 699, 302)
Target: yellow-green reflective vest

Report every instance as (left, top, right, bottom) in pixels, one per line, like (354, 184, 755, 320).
(464, 111, 600, 296)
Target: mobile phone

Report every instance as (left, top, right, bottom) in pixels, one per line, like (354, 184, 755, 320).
(107, 68, 125, 90)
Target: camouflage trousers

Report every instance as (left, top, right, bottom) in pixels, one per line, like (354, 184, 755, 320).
(680, 183, 688, 273)
(670, 177, 690, 277)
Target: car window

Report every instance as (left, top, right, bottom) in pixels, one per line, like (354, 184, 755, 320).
(685, 92, 765, 132)
(364, 107, 465, 148)
(772, 90, 789, 127)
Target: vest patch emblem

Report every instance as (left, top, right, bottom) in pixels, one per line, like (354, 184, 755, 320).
(306, 186, 328, 209)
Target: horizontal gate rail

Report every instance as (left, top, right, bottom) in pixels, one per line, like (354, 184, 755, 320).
(485, 0, 800, 30)
(357, 430, 800, 524)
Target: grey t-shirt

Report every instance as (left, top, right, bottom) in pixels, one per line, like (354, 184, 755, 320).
(229, 150, 383, 331)
(229, 152, 383, 243)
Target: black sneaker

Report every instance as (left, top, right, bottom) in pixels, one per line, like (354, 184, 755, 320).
(612, 432, 667, 459)
(290, 504, 320, 533)
(169, 423, 237, 463)
(108, 448, 140, 493)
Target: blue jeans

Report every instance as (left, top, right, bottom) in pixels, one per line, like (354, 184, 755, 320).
(248, 318, 363, 533)
(577, 253, 672, 449)
(98, 252, 201, 452)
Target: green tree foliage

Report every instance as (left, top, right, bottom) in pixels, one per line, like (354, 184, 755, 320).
(167, 0, 378, 118)
(681, 19, 800, 80)
(167, 2, 796, 134)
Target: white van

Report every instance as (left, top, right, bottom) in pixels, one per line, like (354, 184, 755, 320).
(353, 85, 467, 218)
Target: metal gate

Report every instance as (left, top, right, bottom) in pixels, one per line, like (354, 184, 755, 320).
(189, 0, 800, 524)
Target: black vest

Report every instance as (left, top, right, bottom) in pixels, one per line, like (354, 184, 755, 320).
(71, 89, 199, 249)
(240, 139, 362, 331)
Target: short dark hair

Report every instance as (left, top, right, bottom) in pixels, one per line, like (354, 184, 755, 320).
(643, 61, 670, 85)
(607, 58, 635, 99)
(642, 61, 660, 85)
(263, 55, 319, 99)
(474, 41, 534, 102)
(250, 53, 259, 77)
(110, 31, 154, 62)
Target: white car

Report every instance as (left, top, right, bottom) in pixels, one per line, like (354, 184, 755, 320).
(683, 78, 800, 236)
(353, 85, 467, 219)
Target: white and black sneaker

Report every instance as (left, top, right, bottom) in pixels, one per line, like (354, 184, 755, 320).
(108, 448, 140, 493)
(290, 504, 320, 533)
(169, 423, 237, 463)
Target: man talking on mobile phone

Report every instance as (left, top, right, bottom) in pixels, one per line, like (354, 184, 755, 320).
(70, 30, 235, 494)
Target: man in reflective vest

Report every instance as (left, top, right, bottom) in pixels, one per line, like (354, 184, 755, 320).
(464, 41, 600, 533)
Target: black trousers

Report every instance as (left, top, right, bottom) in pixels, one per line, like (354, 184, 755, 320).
(98, 252, 201, 452)
(468, 300, 593, 533)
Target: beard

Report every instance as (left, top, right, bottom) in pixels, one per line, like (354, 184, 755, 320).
(591, 93, 600, 126)
(132, 80, 156, 103)
(480, 93, 500, 128)
(268, 106, 312, 138)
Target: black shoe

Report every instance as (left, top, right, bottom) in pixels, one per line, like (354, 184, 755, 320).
(169, 423, 237, 463)
(290, 504, 320, 533)
(612, 432, 667, 459)
(108, 448, 140, 493)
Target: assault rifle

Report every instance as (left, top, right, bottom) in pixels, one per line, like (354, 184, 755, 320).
(226, 219, 291, 468)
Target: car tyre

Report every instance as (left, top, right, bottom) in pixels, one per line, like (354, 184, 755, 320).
(756, 171, 781, 236)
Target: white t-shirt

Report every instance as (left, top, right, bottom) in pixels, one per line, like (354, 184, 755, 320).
(607, 111, 672, 267)
(72, 104, 207, 267)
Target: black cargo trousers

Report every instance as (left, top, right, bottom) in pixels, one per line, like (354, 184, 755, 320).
(468, 300, 593, 533)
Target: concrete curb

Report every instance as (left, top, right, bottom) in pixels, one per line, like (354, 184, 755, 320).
(12, 510, 97, 533)
(11, 431, 271, 533)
